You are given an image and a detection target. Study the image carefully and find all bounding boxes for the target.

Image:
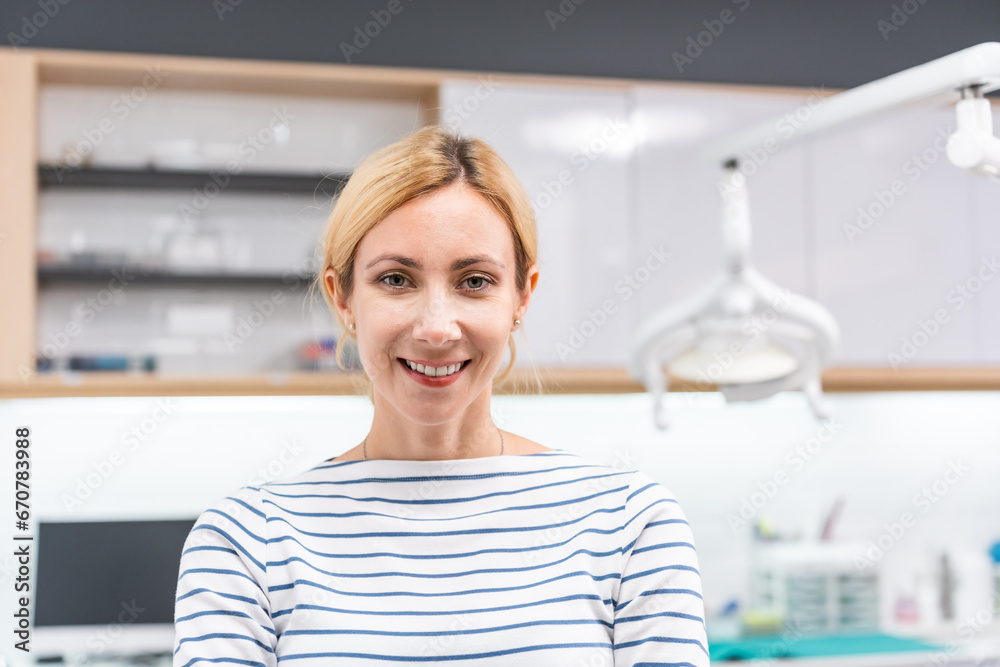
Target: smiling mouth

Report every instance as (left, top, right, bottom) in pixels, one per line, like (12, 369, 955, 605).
(398, 358, 471, 378)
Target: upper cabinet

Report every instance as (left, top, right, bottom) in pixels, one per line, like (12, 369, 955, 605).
(810, 101, 982, 366)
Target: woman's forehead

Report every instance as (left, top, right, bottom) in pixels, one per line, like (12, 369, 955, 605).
(358, 188, 513, 267)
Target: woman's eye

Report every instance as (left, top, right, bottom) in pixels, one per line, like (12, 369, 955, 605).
(464, 275, 496, 292)
(378, 273, 493, 291)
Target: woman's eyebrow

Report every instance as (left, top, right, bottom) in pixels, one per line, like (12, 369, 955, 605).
(365, 254, 505, 271)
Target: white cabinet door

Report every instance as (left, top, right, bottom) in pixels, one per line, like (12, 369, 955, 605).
(440, 80, 634, 367)
(971, 104, 1000, 364)
(811, 102, 978, 366)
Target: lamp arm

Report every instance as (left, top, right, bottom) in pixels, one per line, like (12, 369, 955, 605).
(703, 42, 1000, 165)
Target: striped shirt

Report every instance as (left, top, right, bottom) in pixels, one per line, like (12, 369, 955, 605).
(173, 449, 708, 666)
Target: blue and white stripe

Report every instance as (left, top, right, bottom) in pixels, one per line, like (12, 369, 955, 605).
(173, 450, 708, 666)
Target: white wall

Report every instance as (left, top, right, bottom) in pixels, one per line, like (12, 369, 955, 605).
(2, 391, 998, 637)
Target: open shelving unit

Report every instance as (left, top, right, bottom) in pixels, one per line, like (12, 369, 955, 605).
(0, 47, 449, 397)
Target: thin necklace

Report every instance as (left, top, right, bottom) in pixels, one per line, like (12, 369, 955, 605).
(363, 425, 504, 460)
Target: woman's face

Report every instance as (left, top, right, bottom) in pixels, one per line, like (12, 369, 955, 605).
(328, 182, 538, 425)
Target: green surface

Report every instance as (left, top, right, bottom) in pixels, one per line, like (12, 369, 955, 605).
(709, 632, 944, 661)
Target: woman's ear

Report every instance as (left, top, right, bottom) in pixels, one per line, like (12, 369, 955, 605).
(518, 263, 539, 315)
(324, 267, 353, 326)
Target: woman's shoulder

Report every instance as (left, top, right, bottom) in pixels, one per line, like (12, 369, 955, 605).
(505, 432, 555, 455)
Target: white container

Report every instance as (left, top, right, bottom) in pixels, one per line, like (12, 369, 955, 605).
(749, 541, 880, 634)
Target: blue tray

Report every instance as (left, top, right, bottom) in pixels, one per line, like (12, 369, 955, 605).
(709, 632, 943, 661)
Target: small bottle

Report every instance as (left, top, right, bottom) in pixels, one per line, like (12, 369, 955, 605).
(894, 578, 919, 625)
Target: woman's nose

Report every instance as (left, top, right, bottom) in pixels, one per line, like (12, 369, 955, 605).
(412, 289, 461, 345)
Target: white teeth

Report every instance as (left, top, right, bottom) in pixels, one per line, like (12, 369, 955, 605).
(404, 360, 464, 378)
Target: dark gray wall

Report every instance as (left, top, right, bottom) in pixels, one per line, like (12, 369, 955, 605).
(2, 0, 998, 88)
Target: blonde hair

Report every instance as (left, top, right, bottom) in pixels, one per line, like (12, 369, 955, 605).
(311, 123, 542, 401)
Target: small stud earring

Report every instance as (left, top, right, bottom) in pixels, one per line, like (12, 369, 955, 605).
(513, 319, 521, 327)
(349, 323, 355, 330)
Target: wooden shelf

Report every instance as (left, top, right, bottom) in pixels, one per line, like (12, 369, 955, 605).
(3, 367, 998, 399)
(819, 366, 1000, 391)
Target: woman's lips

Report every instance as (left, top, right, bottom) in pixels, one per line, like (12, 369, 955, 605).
(398, 358, 469, 386)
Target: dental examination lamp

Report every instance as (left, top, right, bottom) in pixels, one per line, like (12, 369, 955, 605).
(631, 42, 1000, 429)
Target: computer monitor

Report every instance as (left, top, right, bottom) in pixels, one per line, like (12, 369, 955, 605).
(34, 518, 197, 658)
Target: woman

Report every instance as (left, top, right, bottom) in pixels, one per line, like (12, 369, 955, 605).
(173, 124, 709, 666)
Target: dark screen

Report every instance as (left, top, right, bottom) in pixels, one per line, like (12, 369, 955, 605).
(35, 519, 197, 626)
